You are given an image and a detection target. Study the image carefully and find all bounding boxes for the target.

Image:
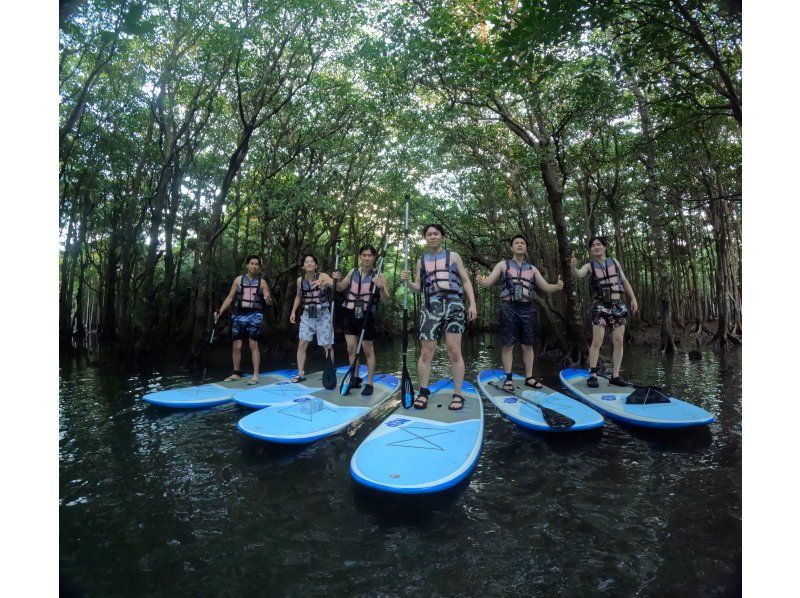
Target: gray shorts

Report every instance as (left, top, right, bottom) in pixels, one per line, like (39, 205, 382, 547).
(419, 296, 465, 341)
(299, 308, 333, 345)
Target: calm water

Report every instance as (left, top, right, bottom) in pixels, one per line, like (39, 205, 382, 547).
(60, 334, 741, 596)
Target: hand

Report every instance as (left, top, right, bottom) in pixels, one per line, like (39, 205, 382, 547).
(289, 311, 297, 324)
(570, 252, 577, 269)
(317, 273, 333, 287)
(332, 270, 341, 280)
(468, 304, 477, 321)
(476, 271, 485, 284)
(214, 310, 220, 320)
(630, 297, 639, 315)
(400, 270, 409, 281)
(373, 273, 387, 288)
(265, 295, 273, 306)
(555, 275, 564, 290)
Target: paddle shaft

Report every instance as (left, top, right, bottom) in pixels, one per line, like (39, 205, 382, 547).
(402, 194, 410, 372)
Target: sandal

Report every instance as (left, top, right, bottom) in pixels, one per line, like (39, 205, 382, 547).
(290, 371, 306, 383)
(608, 376, 629, 387)
(224, 372, 242, 382)
(247, 378, 260, 385)
(502, 373, 515, 392)
(361, 384, 374, 396)
(413, 387, 430, 409)
(524, 376, 543, 389)
(587, 376, 599, 388)
(448, 393, 465, 411)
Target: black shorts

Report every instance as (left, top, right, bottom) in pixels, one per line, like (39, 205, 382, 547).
(499, 301, 536, 347)
(342, 307, 377, 341)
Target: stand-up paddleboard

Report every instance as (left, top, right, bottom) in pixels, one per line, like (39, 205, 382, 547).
(350, 379, 484, 494)
(142, 369, 296, 409)
(236, 372, 399, 444)
(233, 366, 368, 409)
(559, 368, 715, 428)
(477, 369, 603, 432)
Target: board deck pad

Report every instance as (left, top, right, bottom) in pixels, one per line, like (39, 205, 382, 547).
(350, 379, 484, 494)
(477, 369, 603, 432)
(236, 371, 399, 444)
(141, 369, 295, 409)
(559, 368, 714, 428)
(233, 366, 368, 408)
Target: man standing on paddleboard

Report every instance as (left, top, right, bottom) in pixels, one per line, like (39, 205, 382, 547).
(331, 244, 390, 396)
(571, 236, 639, 387)
(214, 255, 274, 384)
(289, 255, 336, 383)
(476, 234, 564, 391)
(401, 224, 478, 410)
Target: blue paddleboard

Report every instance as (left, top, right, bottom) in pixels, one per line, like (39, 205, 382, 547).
(236, 371, 399, 444)
(477, 369, 603, 432)
(350, 379, 484, 494)
(233, 366, 368, 408)
(559, 368, 715, 428)
(141, 369, 295, 409)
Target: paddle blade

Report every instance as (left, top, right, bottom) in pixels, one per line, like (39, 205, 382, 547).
(339, 364, 355, 396)
(401, 369, 414, 409)
(538, 405, 576, 429)
(322, 354, 336, 390)
(625, 386, 670, 405)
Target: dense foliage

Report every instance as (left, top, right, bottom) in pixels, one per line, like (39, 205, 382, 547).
(59, 0, 741, 360)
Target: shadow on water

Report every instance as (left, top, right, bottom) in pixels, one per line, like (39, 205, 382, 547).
(620, 423, 715, 452)
(350, 480, 468, 529)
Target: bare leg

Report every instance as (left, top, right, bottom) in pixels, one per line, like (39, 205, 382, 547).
(232, 339, 243, 373)
(249, 338, 260, 381)
(588, 325, 605, 370)
(296, 339, 309, 374)
(611, 325, 625, 378)
(417, 340, 437, 389)
(521, 344, 534, 379)
(445, 332, 465, 395)
(501, 344, 514, 373)
(362, 340, 376, 384)
(345, 334, 358, 366)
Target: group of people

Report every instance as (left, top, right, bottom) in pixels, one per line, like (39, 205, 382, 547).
(213, 225, 639, 406)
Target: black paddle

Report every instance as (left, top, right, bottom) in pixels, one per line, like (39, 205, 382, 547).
(488, 380, 575, 429)
(401, 194, 414, 408)
(198, 315, 219, 396)
(340, 237, 390, 396)
(595, 372, 670, 404)
(321, 240, 340, 390)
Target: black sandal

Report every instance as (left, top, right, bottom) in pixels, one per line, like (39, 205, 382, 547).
(524, 376, 544, 389)
(448, 393, 465, 411)
(413, 387, 430, 409)
(290, 371, 306, 383)
(502, 378, 515, 392)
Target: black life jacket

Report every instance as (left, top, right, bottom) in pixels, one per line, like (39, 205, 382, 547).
(300, 274, 330, 309)
(235, 275, 265, 311)
(499, 260, 536, 302)
(589, 258, 625, 300)
(420, 250, 462, 299)
(343, 268, 379, 311)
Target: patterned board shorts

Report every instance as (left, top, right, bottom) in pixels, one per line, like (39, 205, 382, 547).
(299, 307, 333, 346)
(419, 296, 466, 341)
(590, 300, 628, 330)
(232, 310, 264, 341)
(499, 301, 537, 347)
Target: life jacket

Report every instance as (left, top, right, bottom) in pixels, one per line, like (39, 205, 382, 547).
(300, 274, 330, 309)
(235, 275, 265, 311)
(343, 268, 379, 311)
(499, 259, 536, 302)
(589, 258, 625, 300)
(420, 250, 462, 300)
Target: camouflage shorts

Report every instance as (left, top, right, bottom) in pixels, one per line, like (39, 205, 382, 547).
(232, 310, 264, 341)
(419, 296, 465, 341)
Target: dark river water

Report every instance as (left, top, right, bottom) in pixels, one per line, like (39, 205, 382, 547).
(59, 334, 741, 597)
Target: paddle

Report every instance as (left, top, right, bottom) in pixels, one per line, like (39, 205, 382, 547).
(321, 240, 340, 390)
(401, 194, 414, 408)
(340, 237, 390, 396)
(488, 380, 575, 429)
(198, 315, 219, 393)
(595, 372, 670, 404)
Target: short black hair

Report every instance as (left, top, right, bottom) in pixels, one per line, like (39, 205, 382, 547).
(588, 236, 608, 249)
(423, 223, 445, 236)
(245, 254, 261, 265)
(301, 254, 317, 266)
(511, 234, 528, 245)
(358, 244, 377, 256)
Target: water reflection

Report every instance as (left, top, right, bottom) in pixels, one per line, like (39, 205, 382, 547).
(60, 334, 741, 596)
